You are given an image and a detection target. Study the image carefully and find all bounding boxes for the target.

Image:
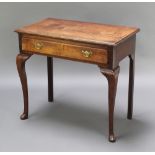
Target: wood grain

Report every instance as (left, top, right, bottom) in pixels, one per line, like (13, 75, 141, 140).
(62, 44, 107, 64)
(22, 37, 62, 56)
(15, 18, 139, 45)
(22, 37, 108, 65)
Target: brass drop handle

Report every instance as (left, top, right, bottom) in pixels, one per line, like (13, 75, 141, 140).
(34, 42, 43, 50)
(81, 50, 93, 58)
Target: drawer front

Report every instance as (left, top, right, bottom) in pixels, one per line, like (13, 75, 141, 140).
(22, 37, 107, 64)
(62, 44, 107, 64)
(22, 38, 62, 56)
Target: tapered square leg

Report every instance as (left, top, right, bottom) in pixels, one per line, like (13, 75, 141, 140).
(47, 57, 53, 102)
(16, 53, 32, 120)
(100, 66, 120, 142)
(127, 53, 135, 119)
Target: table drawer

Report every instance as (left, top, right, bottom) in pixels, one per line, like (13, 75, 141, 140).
(62, 44, 107, 64)
(22, 38, 62, 56)
(22, 37, 107, 64)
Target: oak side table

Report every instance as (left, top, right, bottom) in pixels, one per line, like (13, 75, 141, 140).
(15, 18, 139, 142)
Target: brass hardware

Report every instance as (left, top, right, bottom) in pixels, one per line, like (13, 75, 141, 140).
(34, 42, 43, 50)
(81, 50, 93, 58)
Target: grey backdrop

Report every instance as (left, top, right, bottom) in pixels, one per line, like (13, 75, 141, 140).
(0, 3, 155, 152)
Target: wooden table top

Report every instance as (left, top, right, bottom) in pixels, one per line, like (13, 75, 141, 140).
(15, 18, 139, 46)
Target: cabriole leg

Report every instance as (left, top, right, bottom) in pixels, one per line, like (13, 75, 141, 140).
(16, 53, 32, 120)
(100, 66, 120, 142)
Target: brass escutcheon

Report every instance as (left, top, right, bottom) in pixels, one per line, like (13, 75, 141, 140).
(34, 42, 43, 50)
(81, 50, 93, 58)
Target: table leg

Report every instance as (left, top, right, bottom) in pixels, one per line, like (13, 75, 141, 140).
(100, 66, 120, 142)
(127, 53, 135, 119)
(47, 57, 53, 102)
(16, 53, 32, 120)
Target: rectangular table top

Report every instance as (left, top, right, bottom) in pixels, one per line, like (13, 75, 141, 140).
(15, 18, 139, 46)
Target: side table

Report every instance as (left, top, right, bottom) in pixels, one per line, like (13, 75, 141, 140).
(15, 18, 139, 142)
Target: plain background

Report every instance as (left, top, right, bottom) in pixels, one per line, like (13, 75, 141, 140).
(0, 3, 155, 151)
